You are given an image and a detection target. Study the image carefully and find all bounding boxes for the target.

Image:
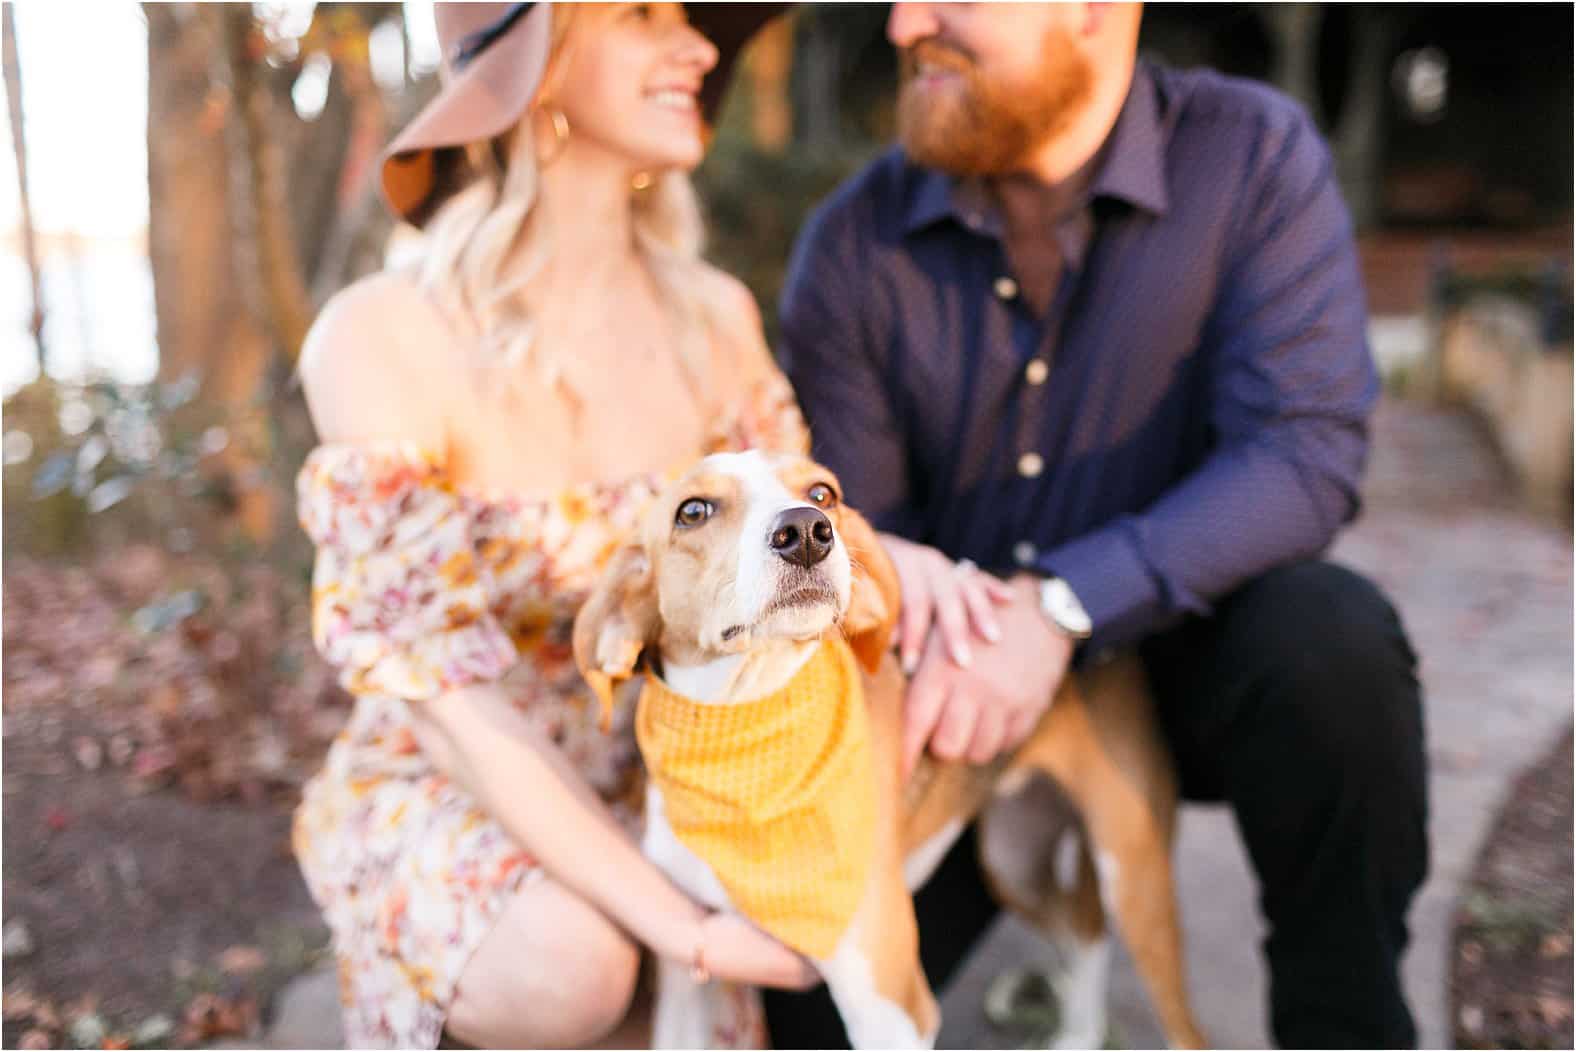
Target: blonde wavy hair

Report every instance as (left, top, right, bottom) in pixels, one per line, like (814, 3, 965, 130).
(415, 4, 715, 394)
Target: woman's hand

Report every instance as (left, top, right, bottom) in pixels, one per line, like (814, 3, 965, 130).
(690, 912, 819, 991)
(880, 533, 1016, 675)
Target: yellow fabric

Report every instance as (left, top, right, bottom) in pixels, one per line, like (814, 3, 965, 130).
(636, 637, 876, 960)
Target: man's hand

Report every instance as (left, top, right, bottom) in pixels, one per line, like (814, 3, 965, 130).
(902, 574, 1075, 775)
(880, 533, 1016, 674)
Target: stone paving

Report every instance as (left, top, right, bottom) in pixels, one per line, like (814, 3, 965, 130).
(249, 396, 1572, 1050)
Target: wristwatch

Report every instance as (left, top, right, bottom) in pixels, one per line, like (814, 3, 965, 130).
(1038, 576, 1093, 640)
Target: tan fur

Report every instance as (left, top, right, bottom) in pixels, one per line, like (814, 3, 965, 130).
(853, 656, 938, 1034)
(572, 545, 660, 728)
(573, 453, 1206, 1049)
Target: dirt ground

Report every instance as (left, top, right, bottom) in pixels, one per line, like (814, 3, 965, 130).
(1451, 729, 1575, 1050)
(1, 547, 338, 1049)
(2, 703, 328, 1048)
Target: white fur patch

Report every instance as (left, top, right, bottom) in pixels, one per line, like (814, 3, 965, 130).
(1094, 851, 1120, 919)
(651, 957, 716, 1049)
(660, 652, 749, 705)
(661, 640, 821, 705)
(819, 934, 935, 1049)
(1050, 936, 1111, 1050)
(643, 786, 732, 910)
(994, 766, 1032, 799)
(1053, 829, 1081, 893)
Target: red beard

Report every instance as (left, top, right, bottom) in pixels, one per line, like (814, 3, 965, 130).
(897, 29, 1093, 177)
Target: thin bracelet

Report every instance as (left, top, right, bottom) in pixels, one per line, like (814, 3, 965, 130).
(691, 912, 713, 984)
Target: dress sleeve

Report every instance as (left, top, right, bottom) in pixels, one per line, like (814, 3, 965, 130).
(297, 443, 520, 700)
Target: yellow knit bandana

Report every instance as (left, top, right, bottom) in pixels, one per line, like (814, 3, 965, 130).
(636, 637, 877, 960)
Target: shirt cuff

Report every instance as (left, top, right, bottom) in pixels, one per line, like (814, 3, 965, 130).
(1035, 518, 1180, 651)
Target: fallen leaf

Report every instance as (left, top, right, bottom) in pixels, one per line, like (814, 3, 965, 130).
(42, 807, 71, 832)
(1540, 932, 1571, 958)
(72, 737, 104, 771)
(3, 987, 40, 1020)
(218, 944, 267, 976)
(179, 992, 256, 1042)
(18, 1028, 52, 1050)
(68, 1013, 106, 1049)
(131, 1015, 174, 1046)
(3, 917, 36, 958)
(106, 735, 134, 767)
(1536, 994, 1572, 1026)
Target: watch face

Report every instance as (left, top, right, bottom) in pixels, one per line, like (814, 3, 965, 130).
(1042, 578, 1092, 637)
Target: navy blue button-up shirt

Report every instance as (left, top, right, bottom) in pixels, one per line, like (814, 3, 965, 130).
(779, 60, 1378, 652)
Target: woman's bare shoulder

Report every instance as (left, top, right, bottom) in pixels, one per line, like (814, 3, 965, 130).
(693, 263, 765, 335)
(691, 263, 779, 385)
(299, 269, 459, 447)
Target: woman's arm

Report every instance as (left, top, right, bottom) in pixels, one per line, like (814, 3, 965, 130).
(412, 686, 813, 988)
(300, 276, 813, 989)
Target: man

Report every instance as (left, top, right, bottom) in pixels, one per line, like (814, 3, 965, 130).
(762, 3, 1428, 1048)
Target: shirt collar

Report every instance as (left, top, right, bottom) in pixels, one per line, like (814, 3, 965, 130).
(902, 59, 1170, 237)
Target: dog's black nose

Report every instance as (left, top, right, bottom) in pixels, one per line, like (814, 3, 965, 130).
(769, 506, 834, 569)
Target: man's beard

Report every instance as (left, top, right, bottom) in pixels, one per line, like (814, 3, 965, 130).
(896, 29, 1093, 177)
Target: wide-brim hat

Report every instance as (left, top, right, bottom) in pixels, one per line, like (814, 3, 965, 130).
(382, 1, 791, 227)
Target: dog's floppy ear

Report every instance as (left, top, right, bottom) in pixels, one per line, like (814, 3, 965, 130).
(837, 504, 902, 675)
(573, 544, 659, 731)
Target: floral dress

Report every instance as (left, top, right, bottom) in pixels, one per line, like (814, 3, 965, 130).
(293, 372, 809, 1049)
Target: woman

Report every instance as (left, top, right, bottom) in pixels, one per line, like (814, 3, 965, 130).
(293, 4, 815, 1047)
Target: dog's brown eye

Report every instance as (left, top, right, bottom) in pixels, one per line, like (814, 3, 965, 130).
(807, 483, 838, 508)
(675, 498, 713, 527)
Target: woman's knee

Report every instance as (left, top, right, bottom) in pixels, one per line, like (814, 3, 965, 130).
(447, 878, 641, 1047)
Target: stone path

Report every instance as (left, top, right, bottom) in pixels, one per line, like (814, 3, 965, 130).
(249, 396, 1572, 1050)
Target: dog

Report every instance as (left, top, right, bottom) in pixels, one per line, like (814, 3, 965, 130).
(573, 450, 1206, 1049)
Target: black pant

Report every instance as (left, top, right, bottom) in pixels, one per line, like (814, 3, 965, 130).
(763, 561, 1429, 1049)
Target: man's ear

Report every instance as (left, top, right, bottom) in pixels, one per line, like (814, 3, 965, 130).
(836, 505, 902, 675)
(572, 545, 660, 730)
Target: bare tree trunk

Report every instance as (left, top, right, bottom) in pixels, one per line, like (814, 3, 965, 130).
(4, 6, 46, 371)
(293, 3, 401, 284)
(147, 4, 278, 544)
(146, 3, 238, 384)
(210, 6, 315, 363)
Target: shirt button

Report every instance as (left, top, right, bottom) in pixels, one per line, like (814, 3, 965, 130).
(1012, 541, 1038, 567)
(1018, 452, 1044, 478)
(993, 276, 1019, 300)
(1024, 358, 1049, 385)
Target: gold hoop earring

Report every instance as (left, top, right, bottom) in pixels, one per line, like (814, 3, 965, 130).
(537, 106, 570, 166)
(631, 171, 653, 191)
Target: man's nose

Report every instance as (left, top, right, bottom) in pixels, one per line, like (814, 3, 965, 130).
(769, 506, 835, 569)
(887, 2, 941, 48)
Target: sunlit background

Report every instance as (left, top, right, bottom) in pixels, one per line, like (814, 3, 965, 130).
(0, 3, 444, 396)
(0, 5, 1569, 1051)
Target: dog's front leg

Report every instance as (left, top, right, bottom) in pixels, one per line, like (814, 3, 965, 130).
(651, 956, 716, 1049)
(817, 929, 937, 1050)
(644, 785, 734, 1049)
